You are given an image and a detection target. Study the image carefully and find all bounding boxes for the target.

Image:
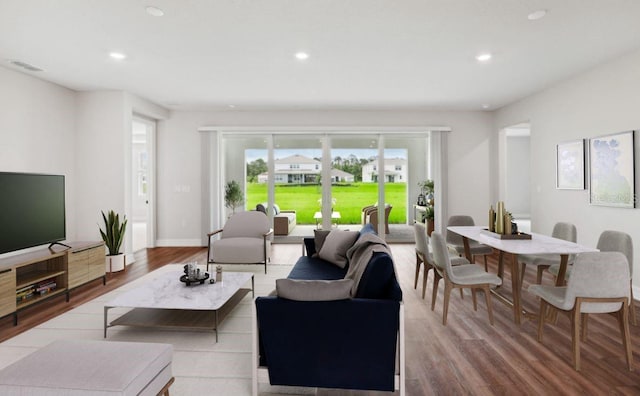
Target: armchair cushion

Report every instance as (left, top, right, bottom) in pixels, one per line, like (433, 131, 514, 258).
(276, 279, 353, 301)
(317, 230, 360, 268)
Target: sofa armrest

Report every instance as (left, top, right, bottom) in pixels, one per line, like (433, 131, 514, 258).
(255, 297, 400, 391)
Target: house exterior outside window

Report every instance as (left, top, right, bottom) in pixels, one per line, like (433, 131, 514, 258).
(362, 157, 407, 183)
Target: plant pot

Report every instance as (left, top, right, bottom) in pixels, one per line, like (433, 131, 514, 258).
(426, 219, 435, 236)
(106, 253, 126, 273)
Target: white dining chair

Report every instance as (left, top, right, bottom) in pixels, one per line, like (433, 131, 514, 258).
(519, 222, 576, 285)
(446, 215, 493, 271)
(548, 230, 636, 325)
(529, 251, 633, 371)
(431, 232, 502, 325)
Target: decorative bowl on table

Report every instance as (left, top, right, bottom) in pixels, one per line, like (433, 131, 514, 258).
(179, 272, 210, 286)
(181, 262, 211, 286)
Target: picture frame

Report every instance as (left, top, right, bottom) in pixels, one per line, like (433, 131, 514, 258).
(589, 130, 635, 207)
(556, 139, 585, 190)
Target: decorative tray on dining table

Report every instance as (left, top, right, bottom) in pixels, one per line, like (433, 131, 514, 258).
(481, 229, 532, 240)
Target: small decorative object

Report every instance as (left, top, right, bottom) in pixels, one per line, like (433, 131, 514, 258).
(216, 265, 223, 282)
(488, 206, 495, 232)
(416, 193, 426, 206)
(180, 262, 210, 286)
(483, 203, 529, 239)
(495, 201, 505, 234)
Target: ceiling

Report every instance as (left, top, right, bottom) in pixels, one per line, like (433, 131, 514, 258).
(2, 0, 640, 112)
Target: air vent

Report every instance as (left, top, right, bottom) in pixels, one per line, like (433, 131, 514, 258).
(9, 60, 43, 72)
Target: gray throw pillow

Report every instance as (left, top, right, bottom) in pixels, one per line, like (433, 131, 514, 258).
(276, 278, 353, 301)
(313, 229, 331, 257)
(317, 230, 360, 268)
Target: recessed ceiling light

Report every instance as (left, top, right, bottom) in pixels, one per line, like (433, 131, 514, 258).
(476, 53, 492, 62)
(528, 9, 547, 21)
(482, 104, 490, 109)
(295, 52, 309, 60)
(228, 104, 236, 109)
(145, 6, 164, 17)
(109, 52, 127, 60)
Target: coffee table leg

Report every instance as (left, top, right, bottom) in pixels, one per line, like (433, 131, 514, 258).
(215, 310, 219, 342)
(251, 275, 255, 298)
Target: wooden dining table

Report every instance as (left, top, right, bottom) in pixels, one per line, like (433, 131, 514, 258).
(446, 226, 598, 324)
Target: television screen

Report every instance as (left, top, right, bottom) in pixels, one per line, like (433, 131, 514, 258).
(0, 172, 66, 254)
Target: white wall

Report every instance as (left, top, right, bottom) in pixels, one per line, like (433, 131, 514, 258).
(494, 47, 640, 291)
(0, 66, 78, 246)
(0, 66, 168, 261)
(74, 91, 128, 245)
(159, 110, 494, 245)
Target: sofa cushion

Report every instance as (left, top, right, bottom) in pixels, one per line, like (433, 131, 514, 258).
(317, 230, 360, 268)
(276, 278, 353, 301)
(288, 256, 347, 280)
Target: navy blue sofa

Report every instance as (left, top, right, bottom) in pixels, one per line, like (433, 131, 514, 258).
(253, 225, 404, 394)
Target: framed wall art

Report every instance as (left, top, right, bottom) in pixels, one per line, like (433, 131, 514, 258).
(589, 130, 635, 207)
(556, 139, 585, 189)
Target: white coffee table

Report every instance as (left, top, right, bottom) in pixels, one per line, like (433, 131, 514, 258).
(104, 269, 254, 341)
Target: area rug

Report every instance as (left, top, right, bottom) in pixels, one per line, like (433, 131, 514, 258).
(0, 263, 316, 395)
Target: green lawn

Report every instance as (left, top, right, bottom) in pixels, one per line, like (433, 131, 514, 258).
(246, 182, 406, 225)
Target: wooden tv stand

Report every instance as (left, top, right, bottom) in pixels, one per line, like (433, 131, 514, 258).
(0, 241, 105, 325)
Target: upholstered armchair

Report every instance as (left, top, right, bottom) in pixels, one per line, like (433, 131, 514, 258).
(365, 204, 392, 234)
(207, 211, 273, 273)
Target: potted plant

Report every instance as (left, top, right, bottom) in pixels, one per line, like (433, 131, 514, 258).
(99, 210, 127, 272)
(225, 180, 244, 215)
(425, 205, 435, 236)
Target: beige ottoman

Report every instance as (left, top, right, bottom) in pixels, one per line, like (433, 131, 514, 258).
(0, 340, 173, 395)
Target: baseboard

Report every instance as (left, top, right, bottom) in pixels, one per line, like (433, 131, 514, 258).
(155, 239, 203, 247)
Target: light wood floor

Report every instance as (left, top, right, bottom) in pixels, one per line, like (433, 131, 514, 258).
(1, 243, 639, 395)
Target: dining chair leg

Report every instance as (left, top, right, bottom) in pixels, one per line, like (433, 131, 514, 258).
(536, 265, 549, 284)
(483, 255, 488, 272)
(581, 313, 589, 342)
(421, 265, 429, 299)
(619, 301, 633, 370)
(471, 289, 478, 311)
(484, 285, 494, 326)
(630, 282, 637, 326)
(460, 288, 464, 299)
(442, 281, 453, 325)
(537, 300, 547, 343)
(572, 300, 582, 371)
(431, 273, 441, 311)
(414, 253, 422, 289)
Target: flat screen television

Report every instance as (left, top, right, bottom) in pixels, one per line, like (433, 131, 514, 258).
(0, 172, 66, 255)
